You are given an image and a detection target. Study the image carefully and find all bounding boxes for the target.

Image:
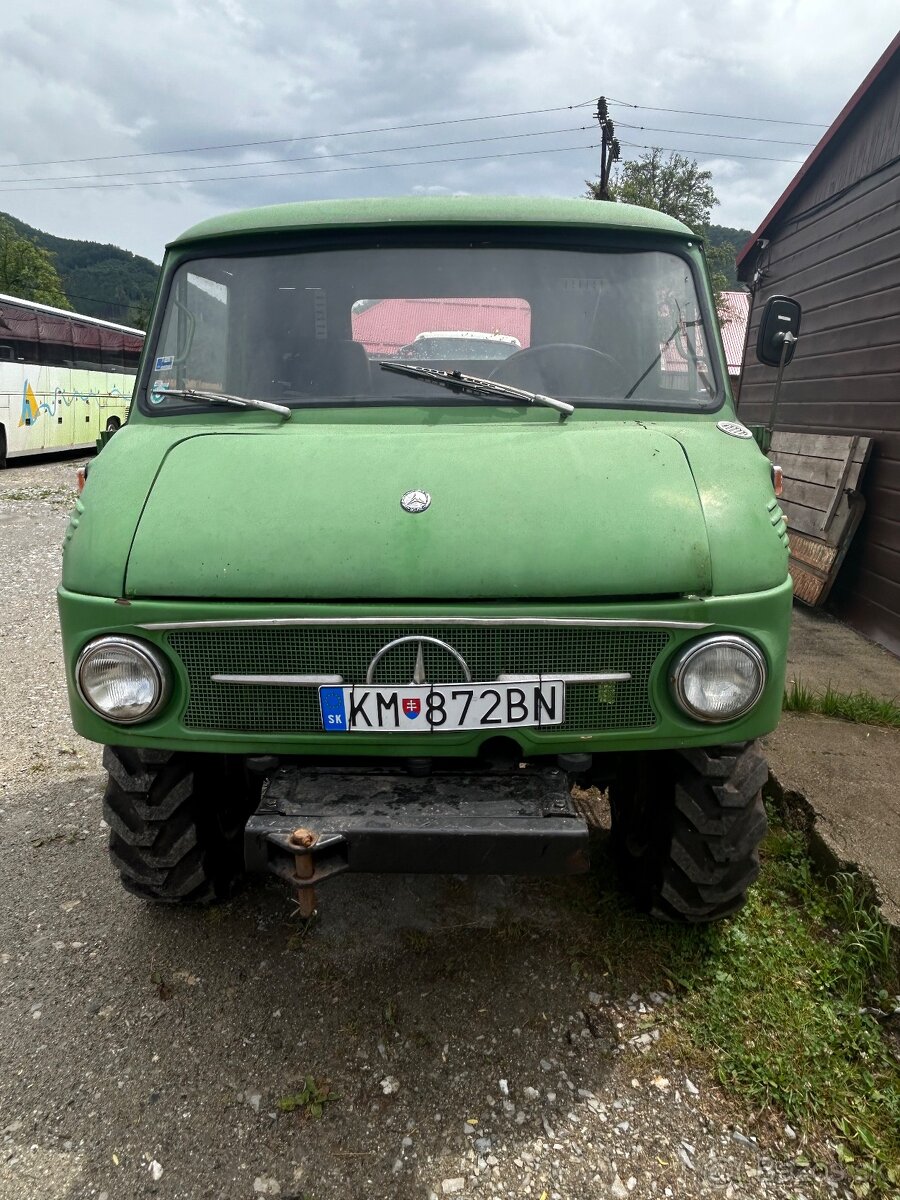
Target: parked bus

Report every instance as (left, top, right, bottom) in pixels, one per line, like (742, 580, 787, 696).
(0, 293, 144, 466)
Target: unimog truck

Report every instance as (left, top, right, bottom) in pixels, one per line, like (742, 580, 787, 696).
(58, 197, 795, 922)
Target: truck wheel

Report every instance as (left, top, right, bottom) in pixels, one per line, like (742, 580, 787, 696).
(102, 747, 254, 904)
(0, 426, 7, 469)
(609, 741, 768, 923)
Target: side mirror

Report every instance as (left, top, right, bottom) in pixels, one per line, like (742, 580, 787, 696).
(756, 295, 801, 367)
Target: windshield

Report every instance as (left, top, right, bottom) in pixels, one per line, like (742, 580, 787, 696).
(145, 242, 719, 413)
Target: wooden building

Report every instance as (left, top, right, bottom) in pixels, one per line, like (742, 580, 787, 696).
(736, 31, 900, 653)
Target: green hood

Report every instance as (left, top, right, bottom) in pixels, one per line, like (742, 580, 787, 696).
(121, 422, 714, 600)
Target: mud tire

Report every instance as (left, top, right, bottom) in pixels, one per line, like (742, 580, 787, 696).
(609, 741, 769, 923)
(102, 747, 256, 904)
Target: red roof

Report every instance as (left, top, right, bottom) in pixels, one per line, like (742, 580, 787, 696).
(719, 290, 750, 375)
(352, 297, 531, 355)
(736, 29, 900, 275)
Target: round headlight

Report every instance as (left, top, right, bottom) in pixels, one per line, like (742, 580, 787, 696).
(76, 637, 169, 724)
(670, 635, 766, 723)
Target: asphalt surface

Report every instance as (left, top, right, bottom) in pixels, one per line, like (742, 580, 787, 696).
(0, 455, 846, 1200)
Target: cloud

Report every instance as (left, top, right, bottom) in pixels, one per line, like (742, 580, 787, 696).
(0, 0, 897, 262)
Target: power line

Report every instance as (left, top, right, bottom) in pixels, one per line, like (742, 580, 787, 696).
(0, 125, 592, 187)
(616, 120, 816, 147)
(0, 140, 600, 194)
(608, 98, 827, 127)
(64, 291, 147, 312)
(619, 139, 805, 165)
(0, 99, 599, 171)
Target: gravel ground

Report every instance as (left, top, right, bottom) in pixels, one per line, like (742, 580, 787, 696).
(0, 456, 850, 1200)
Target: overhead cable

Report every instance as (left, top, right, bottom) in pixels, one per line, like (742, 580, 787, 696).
(0, 125, 593, 187)
(608, 98, 827, 127)
(619, 139, 805, 165)
(615, 120, 815, 147)
(0, 141, 600, 194)
(0, 99, 599, 171)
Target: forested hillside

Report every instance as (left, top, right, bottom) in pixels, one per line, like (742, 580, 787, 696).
(0, 211, 159, 328)
(0, 211, 751, 328)
(706, 224, 752, 288)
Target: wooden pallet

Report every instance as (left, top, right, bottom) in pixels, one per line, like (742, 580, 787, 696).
(766, 431, 872, 605)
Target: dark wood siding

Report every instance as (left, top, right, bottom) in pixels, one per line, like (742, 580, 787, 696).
(738, 54, 900, 654)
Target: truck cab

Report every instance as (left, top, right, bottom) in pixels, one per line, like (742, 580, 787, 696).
(58, 197, 790, 922)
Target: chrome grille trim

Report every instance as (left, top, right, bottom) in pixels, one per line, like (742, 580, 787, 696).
(210, 673, 344, 686)
(141, 616, 710, 631)
(497, 672, 632, 684)
(207, 670, 632, 688)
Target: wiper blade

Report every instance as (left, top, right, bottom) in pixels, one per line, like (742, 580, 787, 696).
(150, 387, 292, 420)
(379, 362, 574, 416)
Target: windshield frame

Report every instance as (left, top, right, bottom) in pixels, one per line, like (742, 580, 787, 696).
(136, 227, 727, 419)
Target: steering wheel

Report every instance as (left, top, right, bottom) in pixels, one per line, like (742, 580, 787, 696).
(489, 343, 628, 396)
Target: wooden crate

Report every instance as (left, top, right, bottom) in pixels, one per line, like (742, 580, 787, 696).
(767, 431, 872, 606)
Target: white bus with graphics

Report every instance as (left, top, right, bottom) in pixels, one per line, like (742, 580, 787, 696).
(0, 293, 144, 467)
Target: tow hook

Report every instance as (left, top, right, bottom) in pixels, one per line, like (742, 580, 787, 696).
(289, 826, 318, 919)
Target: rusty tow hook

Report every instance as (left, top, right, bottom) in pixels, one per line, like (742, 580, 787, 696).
(289, 827, 318, 919)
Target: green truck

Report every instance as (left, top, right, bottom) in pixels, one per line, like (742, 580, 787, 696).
(58, 196, 795, 922)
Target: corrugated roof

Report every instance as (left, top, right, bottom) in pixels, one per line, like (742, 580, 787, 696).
(736, 30, 900, 275)
(352, 297, 531, 355)
(719, 290, 750, 375)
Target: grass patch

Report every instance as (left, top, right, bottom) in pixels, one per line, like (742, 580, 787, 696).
(541, 817, 899, 1190)
(784, 679, 900, 728)
(277, 1075, 339, 1120)
(658, 817, 900, 1193)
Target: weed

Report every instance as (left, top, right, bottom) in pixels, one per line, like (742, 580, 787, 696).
(400, 928, 431, 953)
(277, 1075, 338, 1120)
(784, 679, 900, 728)
(662, 825, 900, 1192)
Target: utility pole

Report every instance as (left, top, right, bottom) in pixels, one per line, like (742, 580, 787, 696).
(594, 96, 620, 200)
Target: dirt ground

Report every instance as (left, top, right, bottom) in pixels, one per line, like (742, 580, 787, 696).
(0, 454, 847, 1200)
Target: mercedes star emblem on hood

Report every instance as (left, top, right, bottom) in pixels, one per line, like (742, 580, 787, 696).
(401, 489, 431, 513)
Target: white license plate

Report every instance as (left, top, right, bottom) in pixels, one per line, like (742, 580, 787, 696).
(319, 680, 565, 733)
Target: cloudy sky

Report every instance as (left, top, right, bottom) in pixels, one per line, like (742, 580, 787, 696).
(1, 1, 897, 265)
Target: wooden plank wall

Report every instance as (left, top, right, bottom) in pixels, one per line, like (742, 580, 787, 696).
(768, 432, 872, 604)
(738, 57, 900, 654)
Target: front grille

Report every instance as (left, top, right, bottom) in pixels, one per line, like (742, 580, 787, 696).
(165, 624, 671, 734)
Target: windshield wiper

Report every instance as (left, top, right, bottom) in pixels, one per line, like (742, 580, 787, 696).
(150, 387, 292, 420)
(379, 362, 574, 417)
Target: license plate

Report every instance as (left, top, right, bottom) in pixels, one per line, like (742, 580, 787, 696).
(319, 680, 564, 733)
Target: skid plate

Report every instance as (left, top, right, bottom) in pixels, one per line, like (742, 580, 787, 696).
(245, 766, 590, 883)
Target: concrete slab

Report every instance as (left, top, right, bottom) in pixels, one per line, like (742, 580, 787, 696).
(764, 713, 900, 927)
(786, 606, 900, 701)
(763, 607, 900, 926)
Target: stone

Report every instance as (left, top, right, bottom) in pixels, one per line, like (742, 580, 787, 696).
(441, 1179, 465, 1195)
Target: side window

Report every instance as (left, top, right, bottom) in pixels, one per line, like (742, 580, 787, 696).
(656, 264, 713, 398)
(101, 345, 125, 373)
(154, 272, 228, 392)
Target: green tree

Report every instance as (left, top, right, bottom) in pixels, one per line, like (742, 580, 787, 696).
(585, 150, 748, 320)
(0, 217, 71, 308)
(586, 147, 718, 229)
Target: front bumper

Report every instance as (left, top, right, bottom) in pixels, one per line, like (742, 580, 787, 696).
(245, 764, 590, 888)
(58, 579, 792, 756)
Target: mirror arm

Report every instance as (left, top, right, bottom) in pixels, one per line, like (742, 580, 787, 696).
(767, 331, 797, 432)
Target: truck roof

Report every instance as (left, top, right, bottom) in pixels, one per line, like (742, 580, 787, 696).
(170, 196, 695, 247)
